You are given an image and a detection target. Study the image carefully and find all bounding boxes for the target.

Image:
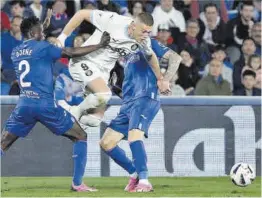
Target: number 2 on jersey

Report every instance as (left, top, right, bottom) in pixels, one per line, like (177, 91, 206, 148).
(19, 60, 31, 87)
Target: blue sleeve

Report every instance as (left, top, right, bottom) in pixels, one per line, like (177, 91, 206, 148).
(71, 96, 84, 105)
(47, 43, 62, 60)
(54, 76, 66, 101)
(150, 38, 169, 58)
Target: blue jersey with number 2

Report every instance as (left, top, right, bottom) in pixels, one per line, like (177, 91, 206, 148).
(11, 39, 62, 101)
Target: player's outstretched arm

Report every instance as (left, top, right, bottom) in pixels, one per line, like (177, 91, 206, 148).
(61, 32, 110, 58)
(162, 50, 182, 82)
(58, 10, 92, 46)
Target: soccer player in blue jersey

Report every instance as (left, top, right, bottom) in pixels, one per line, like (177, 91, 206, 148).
(101, 38, 182, 192)
(0, 16, 110, 192)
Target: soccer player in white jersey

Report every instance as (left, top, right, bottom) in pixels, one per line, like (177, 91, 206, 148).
(57, 10, 170, 127)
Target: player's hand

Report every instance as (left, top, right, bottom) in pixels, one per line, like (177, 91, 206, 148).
(157, 79, 171, 95)
(140, 39, 152, 56)
(99, 31, 110, 47)
(47, 37, 62, 47)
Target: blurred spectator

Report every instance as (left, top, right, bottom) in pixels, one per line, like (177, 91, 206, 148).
(226, 2, 255, 64)
(176, 49, 200, 95)
(204, 46, 233, 89)
(97, 0, 121, 14)
(79, 0, 96, 35)
(234, 70, 261, 96)
(109, 61, 124, 98)
(195, 59, 231, 95)
(111, 0, 127, 8)
(1, 16, 23, 88)
(156, 24, 176, 51)
(198, 3, 226, 52)
(111, 0, 129, 15)
(28, 0, 47, 21)
(1, 11, 11, 32)
(127, 1, 145, 18)
(9, 0, 33, 18)
(175, 19, 210, 69)
(198, 0, 229, 23)
(233, 37, 257, 91)
(242, 54, 261, 89)
(251, 22, 261, 55)
(82, 0, 98, 10)
(173, 0, 195, 21)
(73, 35, 85, 47)
(46, 0, 69, 37)
(152, 0, 186, 36)
(253, 0, 261, 22)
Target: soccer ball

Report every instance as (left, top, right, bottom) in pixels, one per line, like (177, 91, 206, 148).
(230, 163, 255, 187)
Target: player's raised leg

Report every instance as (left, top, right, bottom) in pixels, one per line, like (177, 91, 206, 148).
(68, 61, 112, 126)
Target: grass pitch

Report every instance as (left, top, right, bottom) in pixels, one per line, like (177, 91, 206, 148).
(1, 177, 261, 197)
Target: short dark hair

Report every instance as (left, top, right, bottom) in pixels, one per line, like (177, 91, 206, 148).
(9, 0, 26, 7)
(137, 12, 154, 26)
(242, 69, 256, 78)
(11, 15, 23, 23)
(204, 3, 218, 12)
(20, 16, 41, 37)
(186, 19, 199, 28)
(212, 45, 226, 54)
(240, 1, 254, 10)
(242, 37, 256, 46)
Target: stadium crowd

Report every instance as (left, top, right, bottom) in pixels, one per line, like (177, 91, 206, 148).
(1, 0, 261, 96)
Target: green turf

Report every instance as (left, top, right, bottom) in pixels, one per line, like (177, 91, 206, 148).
(1, 177, 261, 197)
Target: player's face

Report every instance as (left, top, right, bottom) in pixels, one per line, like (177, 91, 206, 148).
(133, 22, 152, 43)
(32, 24, 45, 41)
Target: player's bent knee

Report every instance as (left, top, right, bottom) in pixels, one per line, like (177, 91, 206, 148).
(64, 122, 87, 141)
(80, 114, 102, 127)
(95, 92, 112, 106)
(128, 129, 145, 142)
(100, 128, 124, 150)
(99, 137, 118, 151)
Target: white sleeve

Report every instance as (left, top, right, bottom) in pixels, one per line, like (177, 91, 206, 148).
(176, 12, 186, 32)
(90, 10, 118, 32)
